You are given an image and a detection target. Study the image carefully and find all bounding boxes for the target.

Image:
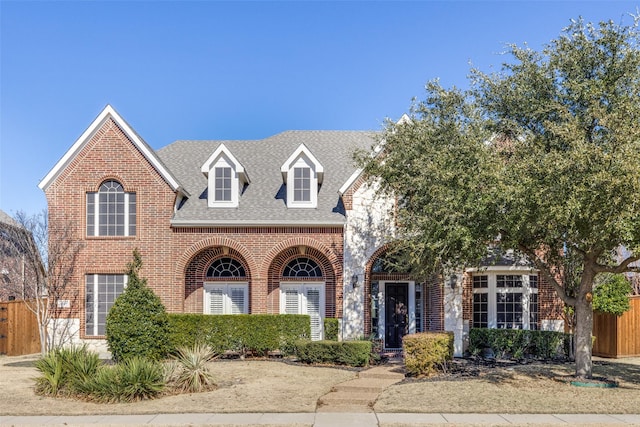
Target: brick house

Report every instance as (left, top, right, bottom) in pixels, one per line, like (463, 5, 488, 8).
(39, 105, 564, 355)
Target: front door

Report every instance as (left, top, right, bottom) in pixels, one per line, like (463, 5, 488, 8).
(385, 283, 408, 348)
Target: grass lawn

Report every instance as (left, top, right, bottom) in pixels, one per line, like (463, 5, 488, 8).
(1, 354, 639, 415)
(375, 358, 640, 414)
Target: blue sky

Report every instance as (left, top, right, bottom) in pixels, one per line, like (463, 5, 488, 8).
(1, 1, 637, 217)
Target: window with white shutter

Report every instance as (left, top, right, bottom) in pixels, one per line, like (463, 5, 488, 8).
(280, 283, 325, 340)
(204, 283, 248, 315)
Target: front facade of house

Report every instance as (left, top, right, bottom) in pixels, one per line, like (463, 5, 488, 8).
(39, 106, 564, 355)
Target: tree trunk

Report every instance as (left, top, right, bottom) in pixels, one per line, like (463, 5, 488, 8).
(574, 286, 594, 379)
(569, 257, 599, 379)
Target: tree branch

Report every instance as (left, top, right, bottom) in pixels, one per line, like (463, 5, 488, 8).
(594, 253, 640, 274)
(517, 243, 577, 306)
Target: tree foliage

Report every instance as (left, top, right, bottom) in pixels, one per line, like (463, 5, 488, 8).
(359, 17, 640, 378)
(106, 249, 171, 362)
(592, 274, 633, 316)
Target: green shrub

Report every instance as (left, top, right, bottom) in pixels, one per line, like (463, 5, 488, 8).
(593, 274, 633, 316)
(468, 328, 570, 360)
(106, 250, 172, 362)
(324, 318, 339, 341)
(295, 340, 371, 367)
(167, 343, 217, 393)
(84, 357, 165, 403)
(403, 332, 453, 376)
(34, 346, 100, 396)
(168, 314, 310, 356)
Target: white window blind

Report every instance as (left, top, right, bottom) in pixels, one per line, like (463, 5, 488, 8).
(204, 283, 248, 315)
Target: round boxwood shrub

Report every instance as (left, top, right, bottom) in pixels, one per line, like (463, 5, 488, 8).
(106, 250, 171, 362)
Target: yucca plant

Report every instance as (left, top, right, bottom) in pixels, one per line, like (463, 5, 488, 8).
(83, 357, 165, 403)
(34, 351, 66, 396)
(168, 343, 217, 393)
(116, 356, 165, 402)
(34, 345, 100, 397)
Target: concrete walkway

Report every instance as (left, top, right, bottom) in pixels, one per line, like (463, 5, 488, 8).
(1, 412, 640, 426)
(317, 363, 406, 412)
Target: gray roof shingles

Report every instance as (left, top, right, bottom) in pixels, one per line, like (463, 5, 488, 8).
(156, 130, 376, 226)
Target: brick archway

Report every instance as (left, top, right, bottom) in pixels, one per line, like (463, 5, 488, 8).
(183, 247, 252, 313)
(264, 239, 341, 317)
(177, 238, 257, 313)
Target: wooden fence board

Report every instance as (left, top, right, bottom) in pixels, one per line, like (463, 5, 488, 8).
(593, 296, 640, 358)
(0, 300, 41, 356)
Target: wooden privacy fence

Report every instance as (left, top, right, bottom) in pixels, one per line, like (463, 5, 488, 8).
(593, 296, 640, 358)
(0, 300, 41, 356)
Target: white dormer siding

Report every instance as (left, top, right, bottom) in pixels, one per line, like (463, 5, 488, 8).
(201, 144, 249, 208)
(280, 144, 323, 208)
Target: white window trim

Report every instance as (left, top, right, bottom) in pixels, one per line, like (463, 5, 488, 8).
(85, 274, 127, 336)
(87, 189, 135, 237)
(472, 272, 538, 330)
(203, 282, 249, 314)
(280, 144, 323, 209)
(201, 144, 249, 208)
(279, 282, 325, 340)
(211, 158, 237, 206)
(377, 281, 416, 345)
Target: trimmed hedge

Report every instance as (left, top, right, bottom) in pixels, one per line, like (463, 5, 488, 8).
(468, 328, 570, 360)
(295, 340, 372, 367)
(168, 314, 311, 356)
(403, 332, 453, 376)
(324, 318, 339, 341)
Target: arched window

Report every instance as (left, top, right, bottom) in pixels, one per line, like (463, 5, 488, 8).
(283, 257, 322, 278)
(87, 180, 136, 236)
(371, 253, 404, 273)
(204, 257, 248, 315)
(206, 257, 246, 278)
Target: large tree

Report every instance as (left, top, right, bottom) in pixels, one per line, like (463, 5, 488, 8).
(360, 17, 640, 378)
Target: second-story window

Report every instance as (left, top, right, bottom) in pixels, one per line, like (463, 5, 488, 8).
(281, 144, 323, 209)
(87, 180, 136, 237)
(293, 167, 311, 202)
(214, 167, 232, 202)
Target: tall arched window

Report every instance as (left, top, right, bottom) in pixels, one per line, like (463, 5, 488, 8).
(204, 257, 248, 315)
(87, 180, 136, 236)
(280, 256, 324, 341)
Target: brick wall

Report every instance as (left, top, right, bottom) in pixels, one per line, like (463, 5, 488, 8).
(44, 118, 345, 339)
(45, 118, 177, 336)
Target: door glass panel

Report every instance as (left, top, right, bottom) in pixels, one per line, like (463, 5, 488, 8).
(208, 288, 224, 314)
(284, 289, 299, 314)
(385, 283, 408, 348)
(306, 288, 321, 341)
(230, 287, 245, 314)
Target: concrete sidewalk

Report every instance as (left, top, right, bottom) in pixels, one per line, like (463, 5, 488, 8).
(1, 412, 640, 426)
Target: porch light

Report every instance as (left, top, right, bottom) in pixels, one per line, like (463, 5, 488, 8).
(449, 274, 458, 289)
(351, 274, 359, 289)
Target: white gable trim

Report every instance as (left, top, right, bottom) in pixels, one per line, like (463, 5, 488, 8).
(338, 168, 363, 195)
(38, 105, 185, 195)
(280, 143, 324, 184)
(200, 143, 249, 208)
(200, 143, 250, 183)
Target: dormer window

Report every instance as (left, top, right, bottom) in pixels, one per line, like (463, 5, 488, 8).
(214, 165, 232, 202)
(294, 167, 311, 202)
(281, 144, 323, 208)
(201, 144, 249, 208)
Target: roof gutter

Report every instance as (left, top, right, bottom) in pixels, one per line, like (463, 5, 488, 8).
(170, 219, 345, 228)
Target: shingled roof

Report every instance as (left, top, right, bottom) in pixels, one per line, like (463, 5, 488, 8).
(157, 130, 376, 226)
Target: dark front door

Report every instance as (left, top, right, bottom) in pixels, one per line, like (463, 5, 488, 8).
(385, 283, 408, 349)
